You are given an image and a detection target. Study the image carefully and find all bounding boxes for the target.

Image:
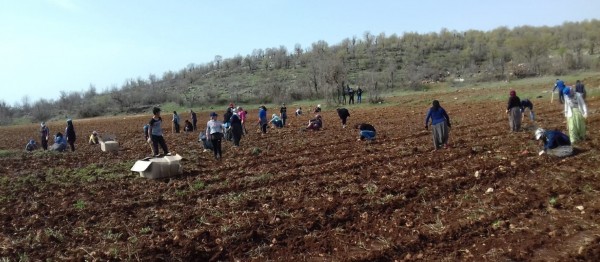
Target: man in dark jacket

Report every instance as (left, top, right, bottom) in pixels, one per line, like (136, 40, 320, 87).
(337, 108, 350, 128)
(65, 119, 76, 152)
(575, 80, 586, 100)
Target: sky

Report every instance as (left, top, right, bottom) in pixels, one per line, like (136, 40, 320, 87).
(1, 0, 599, 106)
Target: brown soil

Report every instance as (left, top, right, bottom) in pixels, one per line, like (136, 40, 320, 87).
(1, 82, 599, 261)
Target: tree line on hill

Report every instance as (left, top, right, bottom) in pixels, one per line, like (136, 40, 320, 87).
(1, 19, 599, 125)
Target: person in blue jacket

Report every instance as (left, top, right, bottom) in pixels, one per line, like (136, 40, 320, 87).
(553, 79, 566, 104)
(535, 128, 572, 157)
(425, 100, 451, 150)
(258, 105, 268, 134)
(51, 132, 68, 152)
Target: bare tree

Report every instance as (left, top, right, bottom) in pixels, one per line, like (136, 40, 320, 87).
(214, 55, 223, 69)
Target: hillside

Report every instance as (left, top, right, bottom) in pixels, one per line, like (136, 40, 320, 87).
(1, 20, 599, 125)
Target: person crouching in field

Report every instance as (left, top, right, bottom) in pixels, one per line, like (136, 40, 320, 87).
(313, 104, 322, 113)
(355, 123, 376, 141)
(425, 100, 451, 150)
(269, 114, 284, 128)
(506, 90, 522, 132)
(563, 86, 588, 144)
(520, 98, 535, 123)
(184, 120, 194, 133)
(148, 107, 171, 157)
(535, 128, 572, 157)
(51, 132, 67, 152)
(337, 108, 350, 128)
(25, 139, 38, 151)
(89, 131, 99, 145)
(306, 114, 323, 131)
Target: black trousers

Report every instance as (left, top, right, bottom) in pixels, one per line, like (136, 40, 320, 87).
(210, 133, 223, 159)
(341, 117, 348, 125)
(41, 137, 48, 150)
(68, 140, 75, 152)
(151, 135, 169, 155)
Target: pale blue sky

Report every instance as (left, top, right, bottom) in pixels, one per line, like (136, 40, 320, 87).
(1, 0, 599, 105)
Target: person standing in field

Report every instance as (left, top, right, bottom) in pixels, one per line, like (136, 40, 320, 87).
(40, 122, 49, 150)
(348, 86, 355, 104)
(172, 111, 180, 133)
(425, 100, 451, 150)
(65, 119, 76, 152)
(206, 112, 224, 160)
(575, 80, 586, 100)
(506, 90, 522, 132)
(148, 107, 171, 157)
(280, 103, 288, 127)
(237, 106, 248, 134)
(357, 87, 363, 104)
(553, 79, 566, 104)
(336, 108, 350, 128)
(258, 105, 268, 134)
(190, 109, 198, 131)
(230, 110, 243, 147)
(563, 87, 588, 144)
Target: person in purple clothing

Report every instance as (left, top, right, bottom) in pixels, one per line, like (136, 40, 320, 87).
(425, 100, 451, 150)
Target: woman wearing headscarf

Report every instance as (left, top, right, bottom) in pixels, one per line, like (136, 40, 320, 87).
(563, 86, 588, 144)
(230, 110, 244, 147)
(65, 119, 76, 152)
(206, 112, 224, 160)
(506, 90, 522, 132)
(425, 100, 451, 150)
(258, 105, 268, 134)
(534, 128, 572, 157)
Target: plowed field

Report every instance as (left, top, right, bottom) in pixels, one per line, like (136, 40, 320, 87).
(1, 81, 600, 261)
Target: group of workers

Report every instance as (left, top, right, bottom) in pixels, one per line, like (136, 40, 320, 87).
(27, 78, 589, 161)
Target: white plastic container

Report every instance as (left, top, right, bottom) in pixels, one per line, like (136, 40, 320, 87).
(131, 154, 183, 179)
(100, 141, 119, 152)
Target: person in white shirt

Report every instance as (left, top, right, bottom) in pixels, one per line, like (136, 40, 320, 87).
(205, 112, 224, 160)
